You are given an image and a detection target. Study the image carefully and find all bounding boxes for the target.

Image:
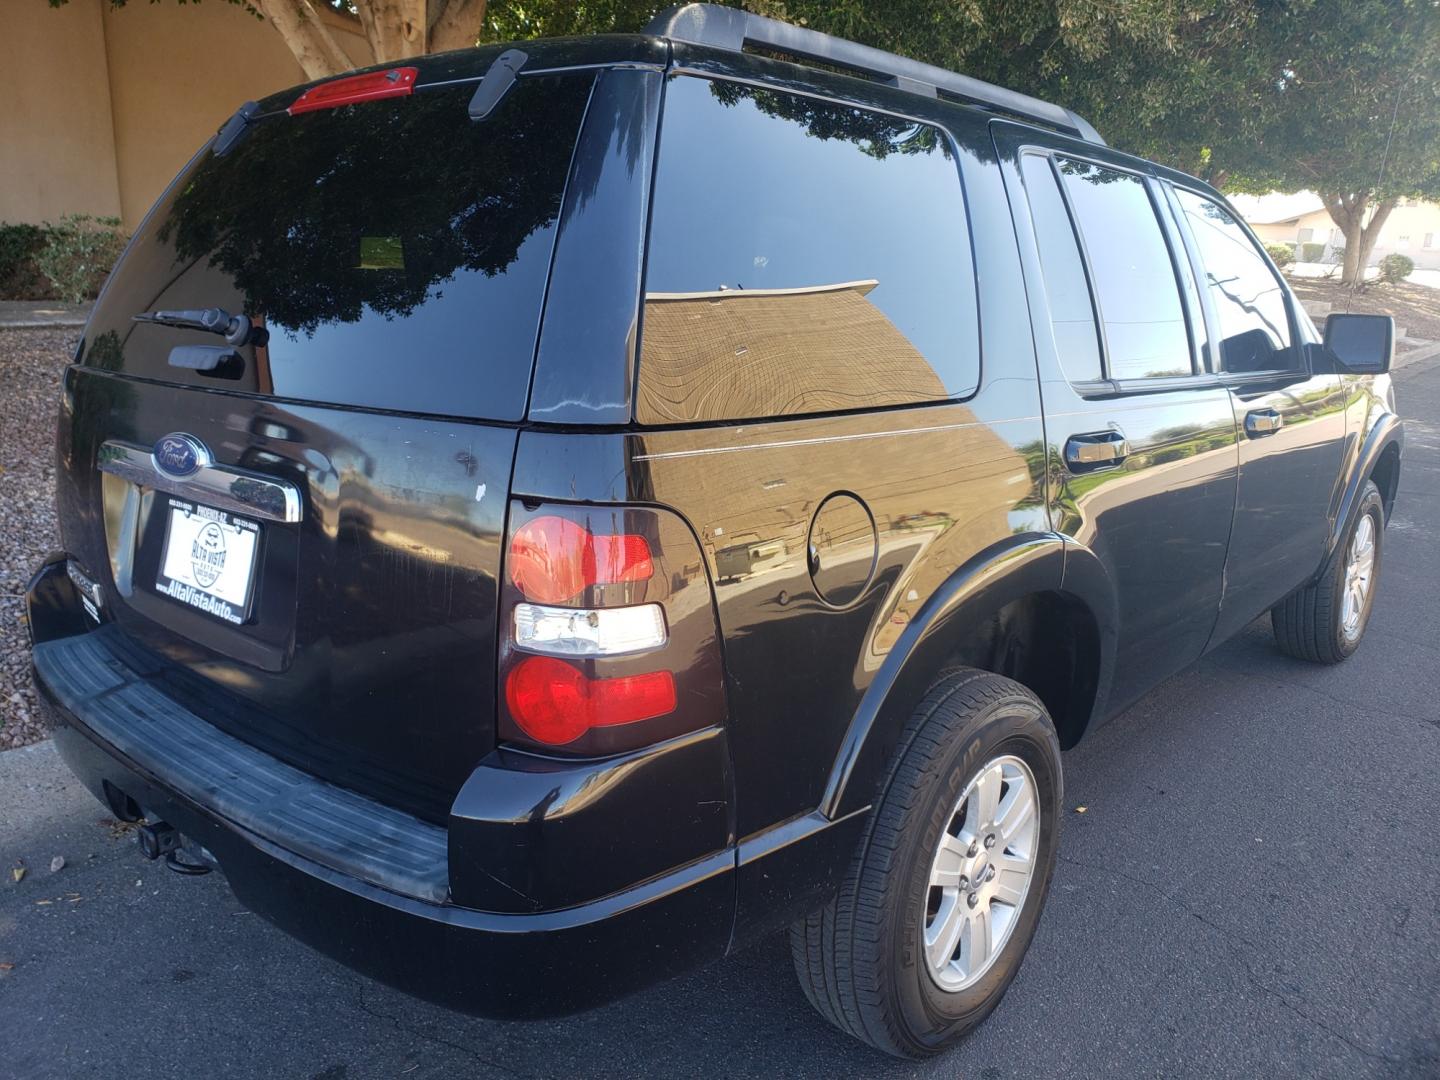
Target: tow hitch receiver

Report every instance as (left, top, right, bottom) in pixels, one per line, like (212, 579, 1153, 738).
(137, 821, 181, 861)
(136, 821, 213, 876)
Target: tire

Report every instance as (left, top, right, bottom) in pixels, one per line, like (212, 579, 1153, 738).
(790, 669, 1062, 1058)
(1272, 480, 1385, 664)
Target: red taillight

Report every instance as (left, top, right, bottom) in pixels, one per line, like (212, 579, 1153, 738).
(508, 516, 654, 604)
(504, 656, 677, 746)
(288, 66, 419, 115)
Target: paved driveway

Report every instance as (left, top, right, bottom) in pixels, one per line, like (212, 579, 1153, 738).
(3, 358, 1439, 1079)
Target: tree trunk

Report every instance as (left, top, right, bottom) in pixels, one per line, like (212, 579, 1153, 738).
(1322, 192, 1400, 286)
(429, 0, 489, 54)
(256, 0, 355, 81)
(256, 0, 488, 85)
(358, 0, 428, 62)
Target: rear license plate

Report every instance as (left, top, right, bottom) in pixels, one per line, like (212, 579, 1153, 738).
(155, 500, 260, 624)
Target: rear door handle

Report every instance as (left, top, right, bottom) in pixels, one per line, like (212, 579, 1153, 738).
(1065, 430, 1129, 472)
(1245, 408, 1283, 437)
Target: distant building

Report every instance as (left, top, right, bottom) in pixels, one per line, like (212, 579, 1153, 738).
(1236, 192, 1440, 270)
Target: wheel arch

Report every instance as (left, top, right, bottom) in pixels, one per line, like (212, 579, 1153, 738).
(820, 534, 1117, 821)
(1323, 414, 1404, 580)
(1371, 438, 1401, 523)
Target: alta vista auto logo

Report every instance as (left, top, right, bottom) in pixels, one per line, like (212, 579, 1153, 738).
(191, 522, 227, 587)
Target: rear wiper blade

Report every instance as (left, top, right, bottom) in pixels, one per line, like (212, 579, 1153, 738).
(132, 307, 263, 346)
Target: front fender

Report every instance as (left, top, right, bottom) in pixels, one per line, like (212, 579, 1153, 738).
(821, 533, 1116, 821)
(1321, 411, 1403, 580)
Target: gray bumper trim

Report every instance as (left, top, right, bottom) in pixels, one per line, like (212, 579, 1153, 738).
(33, 631, 450, 903)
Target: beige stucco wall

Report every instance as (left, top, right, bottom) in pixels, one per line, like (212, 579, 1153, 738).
(0, 0, 122, 225)
(1249, 203, 1440, 268)
(0, 0, 369, 230)
(1249, 221, 1302, 245)
(101, 2, 370, 227)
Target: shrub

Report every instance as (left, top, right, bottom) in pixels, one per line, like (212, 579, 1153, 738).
(1264, 242, 1295, 268)
(1378, 253, 1414, 284)
(1300, 242, 1326, 263)
(36, 214, 127, 304)
(0, 222, 50, 300)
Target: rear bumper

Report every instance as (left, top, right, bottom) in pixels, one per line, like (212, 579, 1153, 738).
(28, 558, 733, 1018)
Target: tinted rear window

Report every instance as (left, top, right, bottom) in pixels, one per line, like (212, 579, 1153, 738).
(1056, 159, 1192, 380)
(83, 75, 593, 420)
(638, 76, 978, 425)
(1020, 154, 1103, 383)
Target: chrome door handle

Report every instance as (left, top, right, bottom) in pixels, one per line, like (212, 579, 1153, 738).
(1065, 430, 1129, 472)
(1245, 408, 1283, 437)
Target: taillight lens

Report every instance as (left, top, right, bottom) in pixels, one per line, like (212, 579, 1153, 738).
(508, 515, 653, 604)
(498, 501, 726, 756)
(505, 656, 677, 746)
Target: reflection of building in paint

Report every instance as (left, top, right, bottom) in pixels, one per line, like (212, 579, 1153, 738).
(637, 280, 949, 425)
(634, 279, 1037, 664)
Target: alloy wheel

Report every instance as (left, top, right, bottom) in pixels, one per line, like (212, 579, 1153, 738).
(922, 755, 1039, 992)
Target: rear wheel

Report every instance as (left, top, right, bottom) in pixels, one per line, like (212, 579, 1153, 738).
(790, 669, 1062, 1058)
(1272, 480, 1385, 664)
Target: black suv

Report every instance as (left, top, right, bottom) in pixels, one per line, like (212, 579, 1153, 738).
(27, 4, 1402, 1058)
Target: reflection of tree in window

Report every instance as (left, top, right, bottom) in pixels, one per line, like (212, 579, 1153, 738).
(707, 81, 944, 160)
(640, 76, 979, 422)
(1176, 190, 1291, 372)
(158, 78, 591, 334)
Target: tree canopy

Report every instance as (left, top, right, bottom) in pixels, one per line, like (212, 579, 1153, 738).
(55, 1, 1440, 282)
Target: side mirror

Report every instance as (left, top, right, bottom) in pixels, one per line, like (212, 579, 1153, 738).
(1324, 313, 1393, 374)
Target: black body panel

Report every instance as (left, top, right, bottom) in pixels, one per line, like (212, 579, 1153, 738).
(59, 368, 514, 821)
(29, 17, 1401, 1022)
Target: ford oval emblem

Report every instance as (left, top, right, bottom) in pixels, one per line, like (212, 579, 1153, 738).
(152, 433, 209, 478)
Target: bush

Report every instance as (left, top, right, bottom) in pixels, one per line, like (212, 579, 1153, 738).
(1300, 242, 1326, 263)
(1264, 242, 1295, 268)
(1378, 253, 1414, 284)
(35, 214, 127, 304)
(0, 222, 50, 300)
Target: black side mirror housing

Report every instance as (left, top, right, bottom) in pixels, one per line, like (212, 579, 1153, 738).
(1324, 313, 1393, 374)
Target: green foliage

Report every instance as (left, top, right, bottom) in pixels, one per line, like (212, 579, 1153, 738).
(35, 215, 127, 304)
(0, 223, 50, 300)
(49, 1, 1440, 221)
(1379, 253, 1415, 283)
(157, 78, 587, 332)
(1264, 242, 1295, 268)
(1300, 242, 1327, 263)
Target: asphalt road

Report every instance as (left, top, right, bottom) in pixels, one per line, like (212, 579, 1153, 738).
(3, 357, 1438, 1079)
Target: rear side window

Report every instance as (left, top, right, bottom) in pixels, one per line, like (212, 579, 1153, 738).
(1019, 154, 1103, 382)
(1056, 159, 1192, 380)
(638, 76, 978, 425)
(82, 75, 594, 420)
(1173, 189, 1295, 372)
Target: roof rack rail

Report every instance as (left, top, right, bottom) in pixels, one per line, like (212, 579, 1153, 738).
(645, 3, 1105, 146)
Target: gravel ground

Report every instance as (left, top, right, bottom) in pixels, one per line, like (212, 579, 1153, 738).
(1290, 276, 1440, 343)
(0, 329, 70, 750)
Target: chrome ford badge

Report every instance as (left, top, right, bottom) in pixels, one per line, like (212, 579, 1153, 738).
(152, 433, 209, 478)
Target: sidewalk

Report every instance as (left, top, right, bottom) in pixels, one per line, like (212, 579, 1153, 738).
(0, 302, 91, 330)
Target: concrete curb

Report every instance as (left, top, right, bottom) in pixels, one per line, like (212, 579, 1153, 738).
(0, 303, 91, 330)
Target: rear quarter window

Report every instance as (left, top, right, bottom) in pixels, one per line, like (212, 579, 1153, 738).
(82, 74, 594, 421)
(637, 76, 979, 425)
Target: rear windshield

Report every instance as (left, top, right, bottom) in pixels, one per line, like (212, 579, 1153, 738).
(82, 74, 594, 420)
